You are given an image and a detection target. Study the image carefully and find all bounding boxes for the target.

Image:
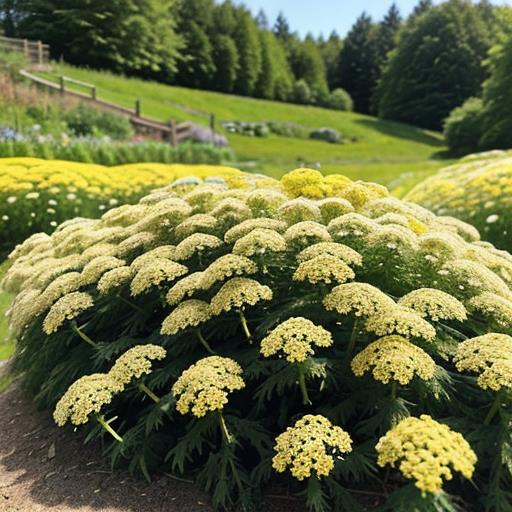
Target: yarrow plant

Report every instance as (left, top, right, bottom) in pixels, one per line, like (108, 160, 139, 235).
(3, 166, 512, 511)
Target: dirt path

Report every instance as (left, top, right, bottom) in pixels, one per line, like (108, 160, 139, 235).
(0, 382, 304, 512)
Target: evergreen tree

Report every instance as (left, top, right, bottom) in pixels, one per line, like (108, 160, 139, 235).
(2, 0, 182, 78)
(335, 13, 379, 113)
(319, 31, 343, 91)
(376, 0, 493, 130)
(375, 3, 402, 69)
(212, 0, 237, 35)
(255, 8, 269, 30)
(211, 34, 239, 93)
(233, 9, 262, 96)
(273, 11, 291, 42)
(479, 34, 512, 149)
(410, 0, 433, 20)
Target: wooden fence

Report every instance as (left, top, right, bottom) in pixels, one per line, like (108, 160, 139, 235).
(19, 70, 209, 145)
(0, 36, 50, 68)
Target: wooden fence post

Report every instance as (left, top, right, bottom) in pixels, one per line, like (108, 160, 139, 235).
(23, 39, 29, 59)
(37, 41, 43, 66)
(209, 114, 215, 144)
(135, 99, 141, 117)
(59, 76, 65, 94)
(91, 87, 97, 100)
(168, 120, 177, 146)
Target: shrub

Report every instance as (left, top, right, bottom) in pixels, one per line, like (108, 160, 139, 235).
(4, 167, 512, 511)
(405, 151, 512, 251)
(0, 157, 242, 257)
(292, 79, 312, 105)
(324, 88, 354, 112)
(443, 97, 485, 156)
(309, 127, 342, 144)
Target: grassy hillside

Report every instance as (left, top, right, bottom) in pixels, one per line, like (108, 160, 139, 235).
(37, 64, 451, 186)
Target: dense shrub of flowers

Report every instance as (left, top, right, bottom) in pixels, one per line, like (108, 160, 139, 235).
(406, 150, 512, 251)
(0, 157, 243, 257)
(4, 166, 512, 511)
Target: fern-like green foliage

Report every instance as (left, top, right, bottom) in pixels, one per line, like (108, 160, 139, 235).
(3, 167, 512, 511)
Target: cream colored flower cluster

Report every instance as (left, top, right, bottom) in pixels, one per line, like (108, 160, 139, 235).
(260, 317, 333, 363)
(293, 254, 355, 285)
(454, 333, 512, 391)
(43, 291, 94, 334)
(351, 335, 435, 385)
(172, 356, 245, 417)
(273, 415, 353, 480)
(161, 299, 212, 335)
(398, 288, 467, 322)
(376, 415, 477, 494)
(210, 277, 273, 315)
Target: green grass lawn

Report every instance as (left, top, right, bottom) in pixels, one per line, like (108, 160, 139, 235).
(37, 64, 452, 186)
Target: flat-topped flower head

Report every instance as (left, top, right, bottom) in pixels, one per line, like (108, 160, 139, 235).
(80, 256, 126, 286)
(297, 242, 363, 267)
(97, 266, 133, 295)
(210, 277, 273, 315)
(376, 415, 476, 494)
(398, 288, 467, 322)
(139, 197, 192, 230)
(280, 168, 325, 198)
(166, 272, 205, 306)
(173, 233, 223, 261)
(201, 254, 258, 290)
(172, 356, 245, 417)
(161, 299, 212, 335)
(54, 373, 122, 426)
(366, 225, 419, 255)
(174, 214, 218, 240)
(467, 293, 512, 330)
(454, 333, 512, 391)
(31, 271, 82, 317)
(224, 218, 287, 244)
(130, 245, 176, 272)
(317, 198, 354, 223)
(327, 213, 379, 242)
(284, 221, 331, 250)
(116, 231, 156, 258)
(209, 197, 252, 227)
(43, 292, 94, 334)
(351, 335, 435, 385)
(418, 232, 466, 262)
(433, 216, 480, 243)
(278, 198, 322, 225)
(232, 228, 287, 257)
(293, 254, 355, 286)
(365, 306, 436, 342)
(439, 259, 512, 300)
(273, 415, 352, 480)
(323, 282, 394, 318)
(109, 344, 167, 387)
(260, 317, 334, 363)
(245, 188, 288, 217)
(130, 259, 188, 296)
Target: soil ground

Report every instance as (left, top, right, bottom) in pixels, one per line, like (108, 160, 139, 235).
(0, 369, 306, 512)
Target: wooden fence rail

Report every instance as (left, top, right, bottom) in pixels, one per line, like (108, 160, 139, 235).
(0, 36, 50, 68)
(19, 69, 206, 145)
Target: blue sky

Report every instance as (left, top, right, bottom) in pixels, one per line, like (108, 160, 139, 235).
(234, 0, 510, 37)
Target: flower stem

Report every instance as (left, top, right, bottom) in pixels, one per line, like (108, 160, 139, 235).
(96, 414, 123, 443)
(71, 321, 97, 348)
(196, 329, 215, 354)
(297, 365, 311, 406)
(343, 318, 360, 367)
(391, 381, 398, 401)
(117, 294, 146, 314)
(218, 412, 234, 444)
(238, 310, 252, 342)
(138, 382, 160, 403)
(484, 391, 503, 425)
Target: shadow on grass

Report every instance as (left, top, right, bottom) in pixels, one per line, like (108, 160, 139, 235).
(355, 118, 446, 148)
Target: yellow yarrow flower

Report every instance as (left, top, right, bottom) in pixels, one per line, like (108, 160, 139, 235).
(130, 259, 188, 296)
(200, 254, 258, 290)
(296, 242, 362, 267)
(376, 415, 476, 495)
(232, 228, 287, 257)
(166, 271, 205, 306)
(467, 293, 512, 330)
(109, 344, 166, 387)
(351, 335, 435, 385)
(454, 333, 512, 391)
(273, 415, 352, 480)
(398, 288, 467, 322)
(43, 291, 94, 334)
(260, 317, 333, 363)
(97, 266, 133, 295)
(173, 233, 224, 261)
(224, 218, 287, 244)
(293, 254, 355, 285)
(53, 373, 122, 426)
(210, 277, 272, 315)
(161, 299, 212, 335)
(172, 356, 245, 417)
(283, 221, 331, 249)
